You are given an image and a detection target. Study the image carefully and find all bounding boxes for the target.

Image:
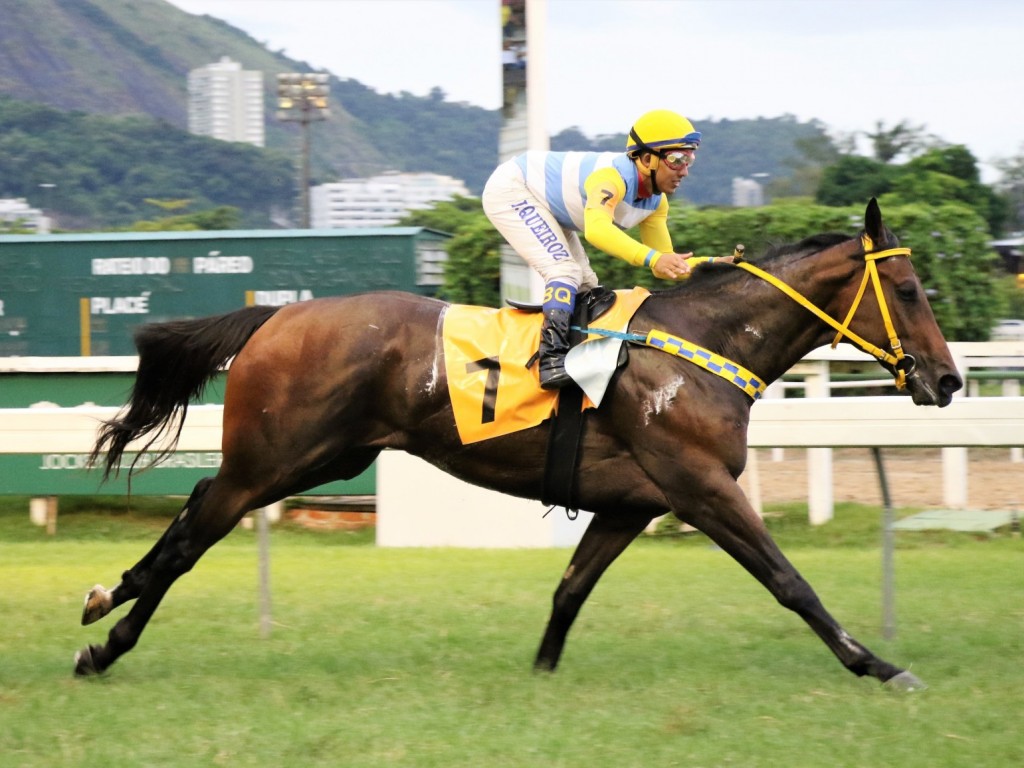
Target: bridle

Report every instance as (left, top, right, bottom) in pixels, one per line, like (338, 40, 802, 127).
(733, 234, 916, 390)
(583, 234, 917, 402)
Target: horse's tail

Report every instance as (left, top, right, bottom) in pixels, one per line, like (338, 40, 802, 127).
(89, 305, 280, 481)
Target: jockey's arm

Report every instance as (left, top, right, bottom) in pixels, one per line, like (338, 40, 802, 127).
(582, 168, 670, 271)
(638, 197, 724, 274)
(583, 170, 719, 278)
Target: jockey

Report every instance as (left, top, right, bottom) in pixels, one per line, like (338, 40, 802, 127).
(483, 109, 735, 390)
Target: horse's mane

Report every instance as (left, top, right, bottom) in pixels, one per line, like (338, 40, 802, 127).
(758, 232, 851, 265)
(656, 231, 853, 296)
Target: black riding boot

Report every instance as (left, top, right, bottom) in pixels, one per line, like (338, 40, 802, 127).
(538, 308, 573, 390)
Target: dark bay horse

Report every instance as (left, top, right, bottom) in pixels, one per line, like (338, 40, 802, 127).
(76, 200, 961, 689)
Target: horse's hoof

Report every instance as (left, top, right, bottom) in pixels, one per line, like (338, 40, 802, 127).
(73, 645, 104, 677)
(81, 585, 112, 625)
(532, 657, 558, 673)
(884, 670, 927, 692)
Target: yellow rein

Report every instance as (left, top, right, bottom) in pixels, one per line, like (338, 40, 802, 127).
(734, 234, 914, 389)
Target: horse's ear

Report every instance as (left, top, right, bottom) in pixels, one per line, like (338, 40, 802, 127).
(865, 198, 883, 241)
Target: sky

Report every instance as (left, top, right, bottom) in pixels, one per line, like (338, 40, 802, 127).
(167, 0, 1024, 183)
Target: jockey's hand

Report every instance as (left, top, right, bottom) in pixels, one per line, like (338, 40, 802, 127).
(652, 252, 693, 280)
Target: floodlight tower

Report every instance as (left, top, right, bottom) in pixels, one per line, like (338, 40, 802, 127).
(276, 73, 330, 228)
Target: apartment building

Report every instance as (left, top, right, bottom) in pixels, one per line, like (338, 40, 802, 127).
(310, 172, 469, 228)
(187, 57, 265, 147)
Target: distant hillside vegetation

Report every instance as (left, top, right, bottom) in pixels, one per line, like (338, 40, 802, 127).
(552, 115, 836, 206)
(0, 0, 835, 228)
(0, 0, 500, 194)
(0, 95, 295, 228)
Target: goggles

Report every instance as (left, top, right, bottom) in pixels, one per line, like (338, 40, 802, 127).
(660, 148, 696, 170)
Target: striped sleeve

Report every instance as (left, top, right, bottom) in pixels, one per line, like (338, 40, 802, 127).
(582, 167, 661, 267)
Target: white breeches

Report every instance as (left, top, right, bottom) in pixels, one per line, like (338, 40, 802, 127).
(482, 160, 599, 291)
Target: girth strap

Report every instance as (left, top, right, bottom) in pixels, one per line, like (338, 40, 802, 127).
(541, 298, 590, 510)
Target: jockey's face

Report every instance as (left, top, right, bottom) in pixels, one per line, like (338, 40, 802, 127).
(651, 149, 693, 194)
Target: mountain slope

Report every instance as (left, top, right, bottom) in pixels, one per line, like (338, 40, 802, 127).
(0, 0, 832, 215)
(0, 0, 499, 190)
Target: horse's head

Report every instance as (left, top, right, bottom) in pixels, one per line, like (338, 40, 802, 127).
(835, 199, 962, 406)
(642, 201, 963, 406)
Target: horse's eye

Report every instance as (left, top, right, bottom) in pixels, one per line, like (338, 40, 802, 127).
(896, 282, 918, 302)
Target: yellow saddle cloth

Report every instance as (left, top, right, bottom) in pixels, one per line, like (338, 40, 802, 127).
(442, 288, 650, 445)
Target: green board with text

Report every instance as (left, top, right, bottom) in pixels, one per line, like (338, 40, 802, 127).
(0, 227, 449, 356)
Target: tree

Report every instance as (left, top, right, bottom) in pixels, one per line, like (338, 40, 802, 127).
(0, 217, 34, 234)
(993, 144, 1024, 232)
(125, 206, 242, 232)
(399, 197, 503, 306)
(143, 198, 193, 212)
(864, 120, 932, 163)
(887, 146, 1007, 235)
(817, 145, 1006, 236)
(399, 196, 485, 234)
(439, 218, 503, 306)
(771, 133, 843, 199)
(815, 156, 894, 207)
(886, 202, 1005, 340)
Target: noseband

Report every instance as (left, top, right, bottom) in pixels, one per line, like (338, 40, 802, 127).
(734, 234, 915, 390)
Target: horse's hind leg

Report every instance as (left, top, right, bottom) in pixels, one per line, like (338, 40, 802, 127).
(535, 512, 652, 671)
(81, 479, 214, 625)
(75, 475, 252, 676)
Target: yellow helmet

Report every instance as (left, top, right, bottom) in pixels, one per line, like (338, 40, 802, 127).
(626, 110, 701, 155)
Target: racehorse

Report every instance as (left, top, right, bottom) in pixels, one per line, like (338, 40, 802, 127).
(76, 200, 961, 690)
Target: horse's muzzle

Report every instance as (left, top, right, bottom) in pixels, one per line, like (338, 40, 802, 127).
(907, 369, 962, 407)
(936, 371, 963, 407)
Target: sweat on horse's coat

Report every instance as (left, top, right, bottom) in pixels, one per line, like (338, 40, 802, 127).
(76, 200, 961, 691)
(643, 375, 687, 425)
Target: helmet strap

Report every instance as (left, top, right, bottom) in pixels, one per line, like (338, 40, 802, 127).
(648, 156, 662, 195)
(629, 127, 657, 155)
(630, 127, 663, 195)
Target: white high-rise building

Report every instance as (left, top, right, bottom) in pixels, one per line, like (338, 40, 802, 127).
(188, 57, 265, 147)
(731, 177, 765, 207)
(311, 172, 470, 229)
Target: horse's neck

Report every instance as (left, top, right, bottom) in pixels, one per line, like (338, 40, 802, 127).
(642, 249, 858, 387)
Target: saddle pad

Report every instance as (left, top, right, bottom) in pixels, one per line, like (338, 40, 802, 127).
(442, 288, 650, 444)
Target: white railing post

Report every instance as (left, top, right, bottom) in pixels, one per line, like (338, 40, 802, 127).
(943, 352, 969, 509)
(762, 382, 786, 462)
(804, 360, 834, 524)
(1005, 379, 1023, 463)
(741, 447, 763, 517)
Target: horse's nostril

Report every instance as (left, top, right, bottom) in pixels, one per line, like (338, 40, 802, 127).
(940, 373, 963, 396)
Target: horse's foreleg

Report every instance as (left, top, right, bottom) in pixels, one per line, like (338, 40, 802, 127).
(535, 512, 652, 671)
(684, 480, 923, 690)
(81, 478, 214, 626)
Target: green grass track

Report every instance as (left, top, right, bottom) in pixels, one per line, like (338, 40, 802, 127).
(1, 499, 1021, 767)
